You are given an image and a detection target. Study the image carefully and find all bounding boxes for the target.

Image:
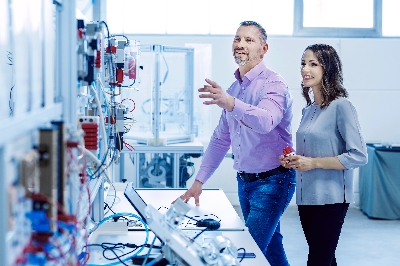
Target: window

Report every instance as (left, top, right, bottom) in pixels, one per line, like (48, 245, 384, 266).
(303, 0, 374, 28)
(294, 0, 381, 37)
(208, 0, 293, 35)
(382, 0, 400, 36)
(104, 0, 399, 37)
(106, 0, 293, 35)
(106, 0, 167, 34)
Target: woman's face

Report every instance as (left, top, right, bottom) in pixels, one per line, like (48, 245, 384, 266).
(301, 49, 323, 90)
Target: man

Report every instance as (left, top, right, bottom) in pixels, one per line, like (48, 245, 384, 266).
(179, 21, 295, 266)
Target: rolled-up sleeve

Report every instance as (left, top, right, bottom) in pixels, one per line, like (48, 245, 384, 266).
(196, 110, 231, 183)
(336, 100, 368, 169)
(229, 81, 289, 134)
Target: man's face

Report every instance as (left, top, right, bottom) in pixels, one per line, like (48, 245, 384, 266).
(232, 25, 266, 67)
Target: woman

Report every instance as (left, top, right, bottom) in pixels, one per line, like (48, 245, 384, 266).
(280, 44, 368, 266)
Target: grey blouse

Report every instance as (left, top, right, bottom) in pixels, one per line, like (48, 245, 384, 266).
(296, 97, 368, 205)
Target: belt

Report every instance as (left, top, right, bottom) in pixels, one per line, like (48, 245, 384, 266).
(237, 165, 290, 182)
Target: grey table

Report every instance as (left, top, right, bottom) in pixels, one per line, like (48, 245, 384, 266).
(359, 144, 400, 219)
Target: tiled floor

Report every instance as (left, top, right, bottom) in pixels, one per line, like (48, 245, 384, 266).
(233, 204, 400, 266)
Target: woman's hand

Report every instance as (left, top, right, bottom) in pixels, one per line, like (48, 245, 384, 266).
(279, 155, 314, 171)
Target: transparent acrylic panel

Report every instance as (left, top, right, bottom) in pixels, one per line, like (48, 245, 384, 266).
(303, 0, 373, 28)
(0, 0, 11, 121)
(185, 43, 212, 141)
(28, 0, 44, 111)
(158, 50, 192, 140)
(126, 45, 194, 145)
(43, 0, 56, 107)
(10, 0, 31, 115)
(128, 49, 155, 137)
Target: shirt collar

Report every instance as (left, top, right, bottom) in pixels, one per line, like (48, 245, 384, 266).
(234, 61, 267, 88)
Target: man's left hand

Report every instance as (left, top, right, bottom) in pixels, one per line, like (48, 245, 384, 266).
(199, 78, 235, 111)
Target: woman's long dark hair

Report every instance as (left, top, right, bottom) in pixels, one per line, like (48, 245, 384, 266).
(301, 44, 348, 108)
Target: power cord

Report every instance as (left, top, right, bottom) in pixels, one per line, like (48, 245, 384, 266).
(103, 202, 141, 227)
(184, 214, 221, 230)
(85, 242, 162, 266)
(104, 182, 117, 215)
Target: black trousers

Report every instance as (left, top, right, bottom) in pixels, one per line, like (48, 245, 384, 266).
(298, 203, 349, 266)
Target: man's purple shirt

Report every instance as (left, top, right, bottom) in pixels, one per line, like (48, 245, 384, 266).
(196, 61, 294, 184)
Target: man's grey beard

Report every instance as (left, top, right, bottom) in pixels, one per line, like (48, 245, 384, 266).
(234, 56, 249, 66)
(234, 50, 261, 66)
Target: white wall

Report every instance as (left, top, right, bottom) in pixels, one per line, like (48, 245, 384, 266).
(129, 34, 400, 206)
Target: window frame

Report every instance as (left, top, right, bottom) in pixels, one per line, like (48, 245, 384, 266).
(293, 0, 382, 37)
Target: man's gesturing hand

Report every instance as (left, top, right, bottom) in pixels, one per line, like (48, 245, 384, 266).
(199, 78, 235, 112)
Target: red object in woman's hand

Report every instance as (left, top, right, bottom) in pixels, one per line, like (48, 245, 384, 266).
(283, 146, 295, 156)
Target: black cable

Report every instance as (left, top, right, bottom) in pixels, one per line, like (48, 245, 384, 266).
(100, 20, 118, 88)
(121, 78, 136, 88)
(104, 202, 115, 214)
(103, 202, 138, 227)
(9, 83, 15, 116)
(90, 146, 117, 179)
(7, 51, 15, 116)
(141, 235, 157, 266)
(104, 247, 129, 266)
(104, 181, 117, 215)
(186, 214, 221, 231)
(84, 243, 129, 266)
(237, 247, 246, 262)
(192, 227, 208, 240)
(184, 156, 195, 178)
(124, 125, 128, 133)
(179, 158, 186, 187)
(189, 164, 196, 178)
(140, 98, 184, 115)
(160, 52, 169, 85)
(94, 152, 116, 179)
(109, 34, 130, 46)
(6, 51, 12, 62)
(100, 21, 110, 39)
(88, 121, 119, 179)
(184, 214, 221, 223)
(184, 214, 200, 222)
(89, 143, 111, 179)
(85, 242, 162, 265)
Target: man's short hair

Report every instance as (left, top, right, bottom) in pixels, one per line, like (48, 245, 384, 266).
(239, 21, 268, 43)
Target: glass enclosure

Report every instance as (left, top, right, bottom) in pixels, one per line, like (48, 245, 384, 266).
(125, 45, 194, 145)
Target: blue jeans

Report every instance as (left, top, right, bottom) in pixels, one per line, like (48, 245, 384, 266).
(237, 168, 296, 266)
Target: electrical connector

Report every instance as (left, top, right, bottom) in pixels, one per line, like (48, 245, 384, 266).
(25, 210, 51, 233)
